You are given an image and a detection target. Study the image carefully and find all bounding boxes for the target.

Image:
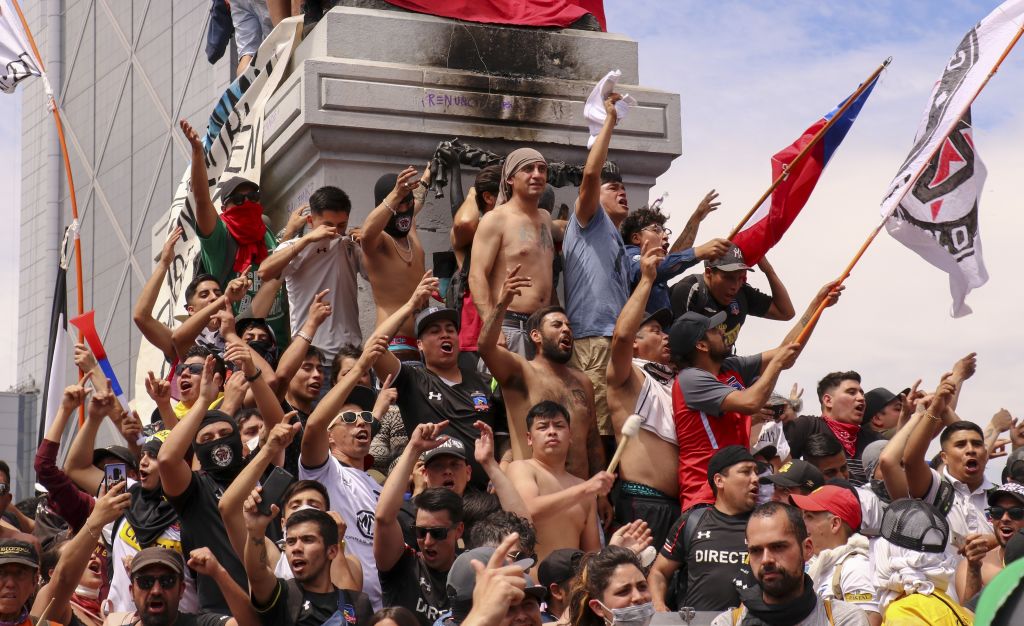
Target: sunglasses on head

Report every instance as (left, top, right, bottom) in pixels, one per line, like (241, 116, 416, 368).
(134, 574, 179, 591)
(988, 506, 1024, 521)
(413, 525, 452, 540)
(225, 190, 261, 206)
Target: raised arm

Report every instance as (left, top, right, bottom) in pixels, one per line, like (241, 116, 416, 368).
(144, 370, 178, 430)
(242, 486, 280, 605)
(158, 356, 223, 498)
(609, 244, 664, 388)
(224, 340, 285, 430)
(370, 272, 438, 384)
(32, 481, 131, 623)
(64, 379, 118, 495)
(450, 187, 480, 252)
(670, 190, 719, 253)
(476, 265, 532, 384)
(879, 407, 928, 501)
(180, 120, 218, 238)
(757, 256, 796, 321)
(903, 376, 956, 499)
(220, 421, 300, 558)
(375, 421, 450, 572)
(35, 376, 96, 531)
(302, 336, 388, 468)
(133, 227, 182, 361)
(506, 462, 614, 521)
(360, 166, 419, 251)
(171, 271, 249, 358)
(472, 421, 531, 521)
(258, 223, 339, 282)
(187, 548, 258, 626)
(760, 280, 844, 367)
(275, 290, 331, 399)
(466, 212, 502, 320)
(575, 94, 621, 227)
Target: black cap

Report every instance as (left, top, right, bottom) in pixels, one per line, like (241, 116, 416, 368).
(759, 460, 825, 491)
(640, 308, 673, 332)
(706, 244, 752, 272)
(92, 445, 138, 470)
(707, 445, 755, 486)
(421, 438, 468, 465)
(345, 385, 377, 412)
(669, 311, 726, 360)
(881, 498, 949, 553)
(415, 306, 460, 337)
(864, 387, 909, 420)
(0, 539, 39, 569)
(538, 548, 584, 588)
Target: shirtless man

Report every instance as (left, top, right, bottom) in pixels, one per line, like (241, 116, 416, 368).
(507, 401, 613, 563)
(605, 243, 680, 549)
(469, 149, 556, 357)
(478, 265, 603, 480)
(361, 166, 431, 360)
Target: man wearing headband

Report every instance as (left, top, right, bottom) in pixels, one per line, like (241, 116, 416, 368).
(360, 166, 432, 361)
(469, 147, 557, 358)
(561, 93, 629, 450)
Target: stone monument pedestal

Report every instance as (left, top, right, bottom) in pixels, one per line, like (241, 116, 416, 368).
(261, 4, 682, 332)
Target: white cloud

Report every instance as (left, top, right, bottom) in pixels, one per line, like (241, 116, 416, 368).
(608, 1, 1024, 472)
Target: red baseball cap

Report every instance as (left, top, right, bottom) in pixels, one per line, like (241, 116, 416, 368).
(791, 485, 862, 531)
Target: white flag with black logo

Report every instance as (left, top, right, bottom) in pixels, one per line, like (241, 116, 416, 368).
(0, 0, 40, 93)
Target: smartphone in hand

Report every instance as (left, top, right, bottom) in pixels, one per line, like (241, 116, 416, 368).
(257, 466, 295, 517)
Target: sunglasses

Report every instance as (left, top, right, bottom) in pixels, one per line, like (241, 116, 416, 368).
(413, 525, 452, 540)
(134, 574, 179, 591)
(330, 411, 377, 428)
(988, 506, 1024, 521)
(224, 190, 261, 206)
(177, 363, 204, 376)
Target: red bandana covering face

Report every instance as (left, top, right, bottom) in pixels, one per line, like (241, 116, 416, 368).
(219, 201, 268, 273)
(823, 416, 860, 458)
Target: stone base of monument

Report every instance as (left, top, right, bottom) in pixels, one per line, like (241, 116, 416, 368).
(261, 3, 681, 335)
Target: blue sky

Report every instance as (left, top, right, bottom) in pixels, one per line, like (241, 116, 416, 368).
(3, 2, 1024, 466)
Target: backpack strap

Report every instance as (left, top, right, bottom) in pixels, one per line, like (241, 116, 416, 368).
(681, 505, 710, 557)
(830, 557, 845, 599)
(730, 606, 744, 625)
(284, 578, 304, 625)
(683, 277, 710, 314)
(823, 598, 835, 626)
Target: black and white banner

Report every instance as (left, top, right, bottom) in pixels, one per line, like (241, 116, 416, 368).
(0, 0, 41, 93)
(881, 0, 1024, 316)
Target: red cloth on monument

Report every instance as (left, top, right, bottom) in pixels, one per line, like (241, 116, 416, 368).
(382, 0, 605, 30)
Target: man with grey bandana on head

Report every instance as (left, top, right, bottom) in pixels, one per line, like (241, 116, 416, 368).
(469, 148, 558, 358)
(360, 165, 433, 361)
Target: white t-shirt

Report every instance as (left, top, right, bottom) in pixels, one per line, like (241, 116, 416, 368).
(815, 552, 880, 616)
(930, 467, 993, 546)
(276, 235, 365, 359)
(299, 455, 382, 609)
(752, 420, 790, 461)
(104, 518, 199, 614)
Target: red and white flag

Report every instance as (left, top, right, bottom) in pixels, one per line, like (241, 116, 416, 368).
(881, 0, 1024, 316)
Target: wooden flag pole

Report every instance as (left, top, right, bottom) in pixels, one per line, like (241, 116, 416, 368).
(727, 58, 891, 240)
(11, 0, 88, 421)
(794, 25, 1024, 347)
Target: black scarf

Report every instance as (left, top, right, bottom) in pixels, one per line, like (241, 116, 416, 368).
(641, 360, 675, 385)
(124, 483, 178, 548)
(739, 575, 818, 626)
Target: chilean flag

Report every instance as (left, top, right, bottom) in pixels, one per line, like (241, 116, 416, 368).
(733, 77, 879, 266)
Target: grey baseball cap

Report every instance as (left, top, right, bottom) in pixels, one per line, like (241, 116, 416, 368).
(447, 547, 541, 620)
(415, 306, 460, 337)
(668, 311, 726, 359)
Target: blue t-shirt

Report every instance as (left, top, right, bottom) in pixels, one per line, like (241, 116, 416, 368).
(562, 206, 629, 338)
(624, 244, 699, 315)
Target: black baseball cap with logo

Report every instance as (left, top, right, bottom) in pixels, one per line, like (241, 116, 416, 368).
(706, 244, 753, 272)
(760, 459, 825, 491)
(669, 311, 727, 360)
(415, 306, 460, 337)
(0, 539, 39, 569)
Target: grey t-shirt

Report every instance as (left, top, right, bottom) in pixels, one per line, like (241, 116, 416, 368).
(676, 355, 763, 416)
(562, 206, 629, 338)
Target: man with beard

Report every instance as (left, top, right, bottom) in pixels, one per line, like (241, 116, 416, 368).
(244, 504, 374, 626)
(711, 502, 868, 626)
(361, 167, 430, 361)
(469, 149, 557, 359)
(372, 273, 499, 492)
(478, 268, 602, 479)
(955, 483, 1024, 602)
(606, 244, 681, 548)
(649, 446, 758, 613)
(507, 401, 612, 563)
(785, 372, 880, 484)
(159, 347, 283, 614)
(181, 119, 289, 349)
(671, 281, 843, 509)
(300, 336, 389, 609)
(259, 185, 364, 374)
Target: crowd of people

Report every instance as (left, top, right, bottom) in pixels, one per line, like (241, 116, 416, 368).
(7, 86, 1023, 626)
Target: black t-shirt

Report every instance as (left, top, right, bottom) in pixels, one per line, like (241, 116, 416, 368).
(784, 415, 881, 485)
(255, 578, 374, 626)
(669, 275, 772, 349)
(661, 506, 754, 611)
(379, 546, 450, 626)
(167, 472, 247, 614)
(167, 614, 230, 626)
(394, 362, 496, 491)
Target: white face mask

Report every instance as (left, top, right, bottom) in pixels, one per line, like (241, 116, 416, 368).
(598, 601, 655, 626)
(246, 436, 259, 452)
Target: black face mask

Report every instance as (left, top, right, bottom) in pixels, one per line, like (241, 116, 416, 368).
(384, 209, 413, 238)
(247, 339, 278, 368)
(193, 429, 244, 483)
(871, 478, 892, 504)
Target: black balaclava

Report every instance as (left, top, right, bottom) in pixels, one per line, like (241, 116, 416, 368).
(192, 410, 244, 484)
(375, 173, 414, 238)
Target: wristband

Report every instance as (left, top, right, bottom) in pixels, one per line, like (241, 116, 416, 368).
(245, 367, 262, 383)
(295, 331, 313, 343)
(383, 198, 397, 216)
